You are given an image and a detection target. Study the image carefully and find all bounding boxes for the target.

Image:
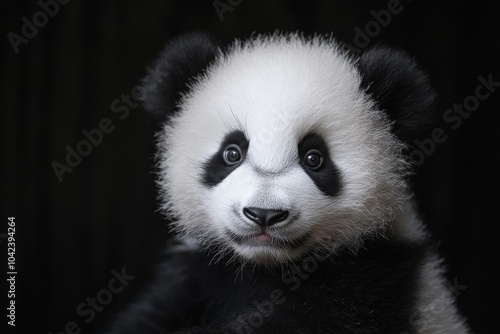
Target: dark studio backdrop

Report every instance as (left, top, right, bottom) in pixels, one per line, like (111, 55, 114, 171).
(1, 0, 499, 333)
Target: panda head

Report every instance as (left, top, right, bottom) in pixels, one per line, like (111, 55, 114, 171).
(142, 32, 435, 265)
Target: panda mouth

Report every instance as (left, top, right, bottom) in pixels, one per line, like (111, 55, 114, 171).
(226, 229, 311, 250)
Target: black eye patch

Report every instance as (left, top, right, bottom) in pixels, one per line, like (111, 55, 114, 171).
(298, 133, 342, 197)
(202, 130, 249, 187)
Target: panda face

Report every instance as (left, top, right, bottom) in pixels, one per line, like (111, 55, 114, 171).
(156, 36, 409, 265)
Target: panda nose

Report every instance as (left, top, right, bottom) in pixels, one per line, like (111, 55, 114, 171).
(243, 207, 289, 227)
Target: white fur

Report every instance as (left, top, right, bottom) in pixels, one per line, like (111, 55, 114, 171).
(156, 34, 414, 264)
(413, 255, 469, 333)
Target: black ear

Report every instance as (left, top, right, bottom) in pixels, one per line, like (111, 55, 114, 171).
(357, 46, 436, 144)
(140, 32, 220, 121)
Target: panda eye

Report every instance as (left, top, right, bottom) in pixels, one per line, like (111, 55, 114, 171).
(223, 144, 243, 165)
(303, 149, 323, 171)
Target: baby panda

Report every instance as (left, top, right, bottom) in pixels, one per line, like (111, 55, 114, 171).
(107, 32, 469, 333)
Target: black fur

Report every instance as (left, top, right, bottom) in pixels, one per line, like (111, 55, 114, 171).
(357, 46, 436, 144)
(140, 32, 220, 121)
(202, 130, 249, 187)
(105, 239, 427, 334)
(298, 133, 342, 197)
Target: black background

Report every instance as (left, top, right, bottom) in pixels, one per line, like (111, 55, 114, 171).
(1, 0, 499, 333)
